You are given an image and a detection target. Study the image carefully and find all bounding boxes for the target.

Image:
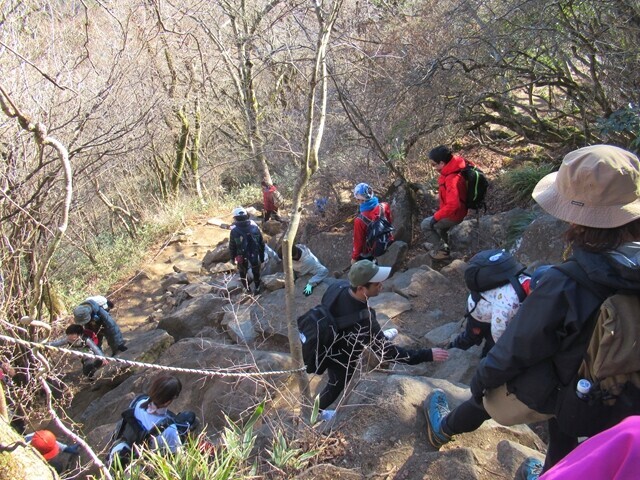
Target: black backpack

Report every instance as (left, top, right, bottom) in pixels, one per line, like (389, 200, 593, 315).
(464, 249, 527, 307)
(232, 225, 261, 264)
(460, 162, 489, 211)
(297, 281, 371, 374)
(358, 204, 394, 257)
(107, 395, 196, 469)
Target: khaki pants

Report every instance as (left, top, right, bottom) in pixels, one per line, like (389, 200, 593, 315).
(483, 384, 553, 426)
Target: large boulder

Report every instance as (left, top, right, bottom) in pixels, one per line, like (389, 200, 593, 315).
(387, 180, 418, 244)
(80, 339, 296, 446)
(449, 208, 529, 253)
(516, 212, 567, 266)
(157, 294, 227, 339)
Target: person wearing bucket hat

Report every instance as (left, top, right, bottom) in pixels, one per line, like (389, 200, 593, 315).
(316, 260, 448, 421)
(73, 298, 126, 356)
(425, 145, 640, 478)
(351, 183, 395, 264)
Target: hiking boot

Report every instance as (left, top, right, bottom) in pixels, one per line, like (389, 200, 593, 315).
(253, 284, 262, 295)
(430, 249, 451, 260)
(423, 389, 452, 449)
(517, 457, 543, 480)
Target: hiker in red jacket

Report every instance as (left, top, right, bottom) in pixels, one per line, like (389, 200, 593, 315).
(351, 183, 394, 264)
(261, 181, 283, 224)
(421, 145, 469, 260)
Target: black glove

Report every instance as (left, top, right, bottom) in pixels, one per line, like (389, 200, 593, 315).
(469, 374, 484, 403)
(118, 344, 128, 352)
(429, 216, 437, 229)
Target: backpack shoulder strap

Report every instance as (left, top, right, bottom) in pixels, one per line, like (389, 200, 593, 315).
(508, 276, 528, 302)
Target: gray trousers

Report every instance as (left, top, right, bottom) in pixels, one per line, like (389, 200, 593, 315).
(420, 216, 459, 251)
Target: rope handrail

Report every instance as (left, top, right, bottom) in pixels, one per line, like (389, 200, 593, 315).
(0, 334, 304, 378)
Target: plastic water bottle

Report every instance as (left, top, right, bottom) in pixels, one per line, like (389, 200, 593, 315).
(576, 379, 591, 400)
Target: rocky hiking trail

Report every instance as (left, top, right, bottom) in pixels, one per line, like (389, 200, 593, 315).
(66, 208, 561, 480)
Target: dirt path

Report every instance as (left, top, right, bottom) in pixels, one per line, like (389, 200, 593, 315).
(107, 213, 232, 337)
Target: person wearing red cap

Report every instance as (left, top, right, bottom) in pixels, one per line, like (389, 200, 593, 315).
(26, 429, 79, 473)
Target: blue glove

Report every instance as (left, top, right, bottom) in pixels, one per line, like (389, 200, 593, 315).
(429, 216, 437, 229)
(64, 444, 80, 455)
(303, 284, 314, 296)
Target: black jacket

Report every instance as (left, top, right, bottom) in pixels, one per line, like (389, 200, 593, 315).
(83, 299, 125, 356)
(229, 220, 265, 265)
(472, 244, 640, 413)
(325, 282, 432, 371)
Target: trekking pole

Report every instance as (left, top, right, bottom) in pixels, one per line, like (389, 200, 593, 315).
(207, 218, 232, 230)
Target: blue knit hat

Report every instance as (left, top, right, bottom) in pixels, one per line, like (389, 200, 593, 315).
(353, 183, 373, 200)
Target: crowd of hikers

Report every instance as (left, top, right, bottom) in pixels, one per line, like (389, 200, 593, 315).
(13, 144, 640, 479)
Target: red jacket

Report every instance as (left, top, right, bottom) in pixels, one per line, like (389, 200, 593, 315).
(262, 185, 279, 212)
(352, 203, 394, 260)
(434, 155, 469, 223)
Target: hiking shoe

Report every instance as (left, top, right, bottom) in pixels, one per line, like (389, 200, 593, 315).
(517, 457, 543, 480)
(319, 409, 336, 422)
(253, 284, 262, 295)
(383, 328, 398, 341)
(423, 389, 452, 449)
(429, 249, 451, 260)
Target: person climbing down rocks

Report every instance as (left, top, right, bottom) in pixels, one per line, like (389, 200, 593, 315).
(26, 429, 80, 474)
(277, 244, 329, 296)
(229, 206, 266, 295)
(425, 144, 640, 478)
(351, 183, 395, 264)
(73, 297, 126, 356)
(315, 260, 448, 421)
(107, 374, 197, 469)
(420, 145, 472, 260)
(47, 324, 107, 378)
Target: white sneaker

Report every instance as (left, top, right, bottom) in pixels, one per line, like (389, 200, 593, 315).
(319, 409, 336, 422)
(383, 328, 398, 341)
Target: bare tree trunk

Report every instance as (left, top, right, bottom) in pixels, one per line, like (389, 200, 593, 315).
(0, 85, 73, 320)
(170, 107, 190, 197)
(190, 98, 205, 205)
(282, 0, 343, 417)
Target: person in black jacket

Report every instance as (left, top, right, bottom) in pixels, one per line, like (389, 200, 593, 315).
(425, 145, 640, 478)
(318, 260, 449, 421)
(229, 207, 266, 295)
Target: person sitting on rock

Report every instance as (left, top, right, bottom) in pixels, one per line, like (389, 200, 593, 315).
(420, 145, 470, 260)
(277, 244, 329, 296)
(48, 324, 107, 378)
(317, 260, 449, 421)
(73, 298, 127, 356)
(26, 429, 80, 474)
(229, 206, 266, 295)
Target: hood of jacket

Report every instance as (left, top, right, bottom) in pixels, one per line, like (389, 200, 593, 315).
(574, 242, 640, 293)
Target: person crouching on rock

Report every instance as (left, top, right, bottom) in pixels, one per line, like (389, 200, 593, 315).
(73, 298, 127, 356)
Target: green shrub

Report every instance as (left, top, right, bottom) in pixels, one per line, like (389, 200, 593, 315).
(501, 163, 555, 206)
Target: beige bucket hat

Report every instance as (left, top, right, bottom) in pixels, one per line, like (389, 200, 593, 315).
(532, 145, 640, 228)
